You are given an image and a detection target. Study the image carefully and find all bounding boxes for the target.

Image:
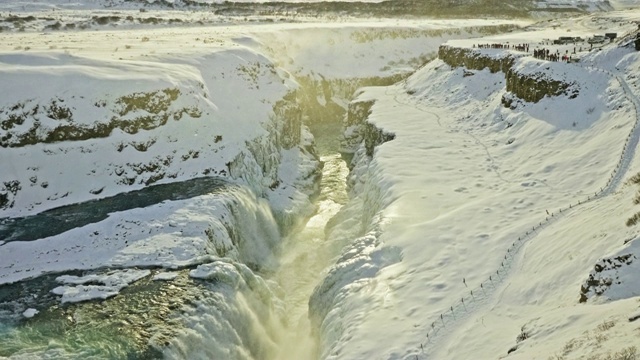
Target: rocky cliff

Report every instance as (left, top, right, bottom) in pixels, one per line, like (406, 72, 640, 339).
(438, 45, 518, 73)
(503, 64, 578, 106)
(438, 44, 577, 106)
(341, 96, 395, 159)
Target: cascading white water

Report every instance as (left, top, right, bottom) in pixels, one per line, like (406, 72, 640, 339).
(267, 153, 349, 360)
(0, 72, 353, 360)
(157, 154, 348, 360)
(0, 183, 288, 360)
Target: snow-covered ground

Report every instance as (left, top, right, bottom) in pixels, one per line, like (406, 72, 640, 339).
(0, 10, 529, 360)
(2, 3, 640, 360)
(309, 8, 640, 360)
(0, 14, 522, 284)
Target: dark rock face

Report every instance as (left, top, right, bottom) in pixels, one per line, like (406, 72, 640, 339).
(364, 122, 396, 157)
(341, 99, 375, 155)
(341, 98, 395, 158)
(505, 68, 576, 104)
(345, 99, 375, 129)
(0, 180, 21, 210)
(438, 45, 517, 73)
(579, 253, 636, 303)
(272, 91, 302, 150)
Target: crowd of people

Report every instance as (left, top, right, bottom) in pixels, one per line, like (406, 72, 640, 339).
(473, 43, 528, 51)
(473, 43, 529, 52)
(513, 43, 529, 52)
(533, 48, 576, 62)
(474, 43, 513, 49)
(472, 42, 581, 63)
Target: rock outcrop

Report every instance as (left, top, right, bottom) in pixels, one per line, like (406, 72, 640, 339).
(438, 45, 518, 73)
(504, 67, 577, 105)
(341, 96, 395, 158)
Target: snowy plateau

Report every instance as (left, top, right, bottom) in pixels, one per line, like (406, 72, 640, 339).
(1, 0, 640, 360)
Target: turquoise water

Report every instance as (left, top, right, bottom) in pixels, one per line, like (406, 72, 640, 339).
(0, 177, 242, 359)
(0, 177, 230, 242)
(0, 271, 197, 359)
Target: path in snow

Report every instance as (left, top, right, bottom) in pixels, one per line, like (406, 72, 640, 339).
(388, 78, 551, 189)
(600, 71, 640, 193)
(381, 61, 640, 358)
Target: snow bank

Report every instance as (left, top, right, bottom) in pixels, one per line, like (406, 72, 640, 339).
(152, 271, 179, 281)
(0, 185, 280, 286)
(51, 269, 151, 303)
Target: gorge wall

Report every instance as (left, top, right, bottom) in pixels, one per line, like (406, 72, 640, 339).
(438, 44, 577, 106)
(0, 50, 319, 222)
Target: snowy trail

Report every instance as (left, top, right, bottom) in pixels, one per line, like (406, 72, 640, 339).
(462, 129, 519, 186)
(387, 82, 552, 189)
(577, 65, 640, 194)
(381, 63, 640, 358)
(384, 86, 513, 185)
(606, 73, 640, 193)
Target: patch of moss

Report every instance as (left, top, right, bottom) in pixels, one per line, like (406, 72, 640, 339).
(92, 16, 120, 25)
(46, 100, 72, 121)
(116, 88, 180, 116)
(44, 21, 62, 31)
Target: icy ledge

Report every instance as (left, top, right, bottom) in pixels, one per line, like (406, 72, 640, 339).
(51, 269, 152, 304)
